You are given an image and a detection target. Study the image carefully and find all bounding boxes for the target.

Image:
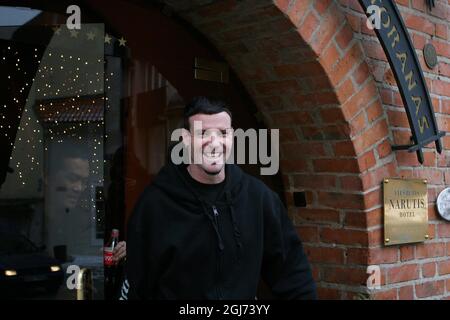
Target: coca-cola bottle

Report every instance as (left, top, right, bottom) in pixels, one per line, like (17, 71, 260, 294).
(104, 229, 119, 299)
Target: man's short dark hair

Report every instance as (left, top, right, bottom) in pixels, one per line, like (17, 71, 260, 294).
(184, 96, 232, 130)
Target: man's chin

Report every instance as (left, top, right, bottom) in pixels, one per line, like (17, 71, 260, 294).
(202, 164, 224, 176)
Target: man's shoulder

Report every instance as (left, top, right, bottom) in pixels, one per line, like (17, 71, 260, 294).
(140, 182, 165, 199)
(132, 183, 166, 209)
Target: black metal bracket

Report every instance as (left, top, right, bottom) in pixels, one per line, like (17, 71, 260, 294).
(391, 131, 445, 163)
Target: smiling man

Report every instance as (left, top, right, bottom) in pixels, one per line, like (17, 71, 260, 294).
(182, 107, 233, 184)
(125, 96, 316, 300)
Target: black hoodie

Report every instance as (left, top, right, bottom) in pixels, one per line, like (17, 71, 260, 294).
(125, 162, 317, 300)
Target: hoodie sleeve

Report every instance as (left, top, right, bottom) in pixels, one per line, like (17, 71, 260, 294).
(124, 191, 151, 299)
(261, 192, 317, 300)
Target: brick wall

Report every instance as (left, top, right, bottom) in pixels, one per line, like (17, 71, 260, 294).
(165, 0, 450, 299)
(338, 0, 450, 300)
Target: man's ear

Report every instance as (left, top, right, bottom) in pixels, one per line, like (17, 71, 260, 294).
(181, 128, 191, 147)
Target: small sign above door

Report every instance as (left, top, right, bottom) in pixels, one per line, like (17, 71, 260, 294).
(194, 57, 229, 84)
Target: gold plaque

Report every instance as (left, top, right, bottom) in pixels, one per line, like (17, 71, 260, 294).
(383, 178, 428, 246)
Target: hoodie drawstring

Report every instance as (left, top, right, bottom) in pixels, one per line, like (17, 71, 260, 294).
(225, 191, 242, 259)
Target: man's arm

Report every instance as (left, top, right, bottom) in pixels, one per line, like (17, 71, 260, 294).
(261, 192, 317, 300)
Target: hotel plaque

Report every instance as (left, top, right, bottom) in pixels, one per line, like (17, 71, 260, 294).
(384, 178, 428, 246)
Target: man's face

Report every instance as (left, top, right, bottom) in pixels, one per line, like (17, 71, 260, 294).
(187, 112, 233, 176)
(56, 157, 90, 208)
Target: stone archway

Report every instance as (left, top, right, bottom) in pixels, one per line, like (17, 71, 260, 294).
(163, 0, 393, 299)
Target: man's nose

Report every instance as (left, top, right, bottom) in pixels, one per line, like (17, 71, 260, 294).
(205, 135, 223, 151)
(208, 132, 224, 145)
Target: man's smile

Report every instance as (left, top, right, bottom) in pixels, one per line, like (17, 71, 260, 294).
(203, 151, 223, 160)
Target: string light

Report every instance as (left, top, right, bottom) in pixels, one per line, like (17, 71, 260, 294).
(2, 30, 107, 225)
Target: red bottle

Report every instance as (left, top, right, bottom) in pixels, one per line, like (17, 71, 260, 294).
(104, 229, 119, 299)
(104, 229, 119, 267)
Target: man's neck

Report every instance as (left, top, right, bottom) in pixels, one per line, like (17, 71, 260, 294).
(187, 164, 225, 184)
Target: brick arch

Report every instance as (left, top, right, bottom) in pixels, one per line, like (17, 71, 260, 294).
(164, 0, 391, 298)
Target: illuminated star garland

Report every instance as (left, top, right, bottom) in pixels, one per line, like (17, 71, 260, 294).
(2, 25, 110, 222)
(1, 23, 128, 227)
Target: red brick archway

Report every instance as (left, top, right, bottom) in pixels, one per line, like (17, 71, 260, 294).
(164, 0, 394, 299)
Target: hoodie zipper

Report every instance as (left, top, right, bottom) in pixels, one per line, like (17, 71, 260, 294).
(212, 205, 223, 300)
(210, 205, 224, 251)
(212, 205, 219, 225)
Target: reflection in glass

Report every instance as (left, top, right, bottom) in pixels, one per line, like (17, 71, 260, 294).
(0, 15, 105, 299)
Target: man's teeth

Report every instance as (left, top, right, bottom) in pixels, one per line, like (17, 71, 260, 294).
(204, 152, 222, 158)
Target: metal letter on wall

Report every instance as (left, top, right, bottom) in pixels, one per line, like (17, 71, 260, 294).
(384, 178, 428, 246)
(359, 0, 444, 164)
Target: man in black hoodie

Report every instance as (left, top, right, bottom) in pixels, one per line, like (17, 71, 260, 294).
(124, 97, 317, 300)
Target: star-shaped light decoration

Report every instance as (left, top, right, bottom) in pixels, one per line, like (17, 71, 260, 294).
(104, 34, 112, 44)
(70, 30, 79, 38)
(87, 31, 96, 40)
(52, 26, 62, 35)
(118, 37, 127, 47)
